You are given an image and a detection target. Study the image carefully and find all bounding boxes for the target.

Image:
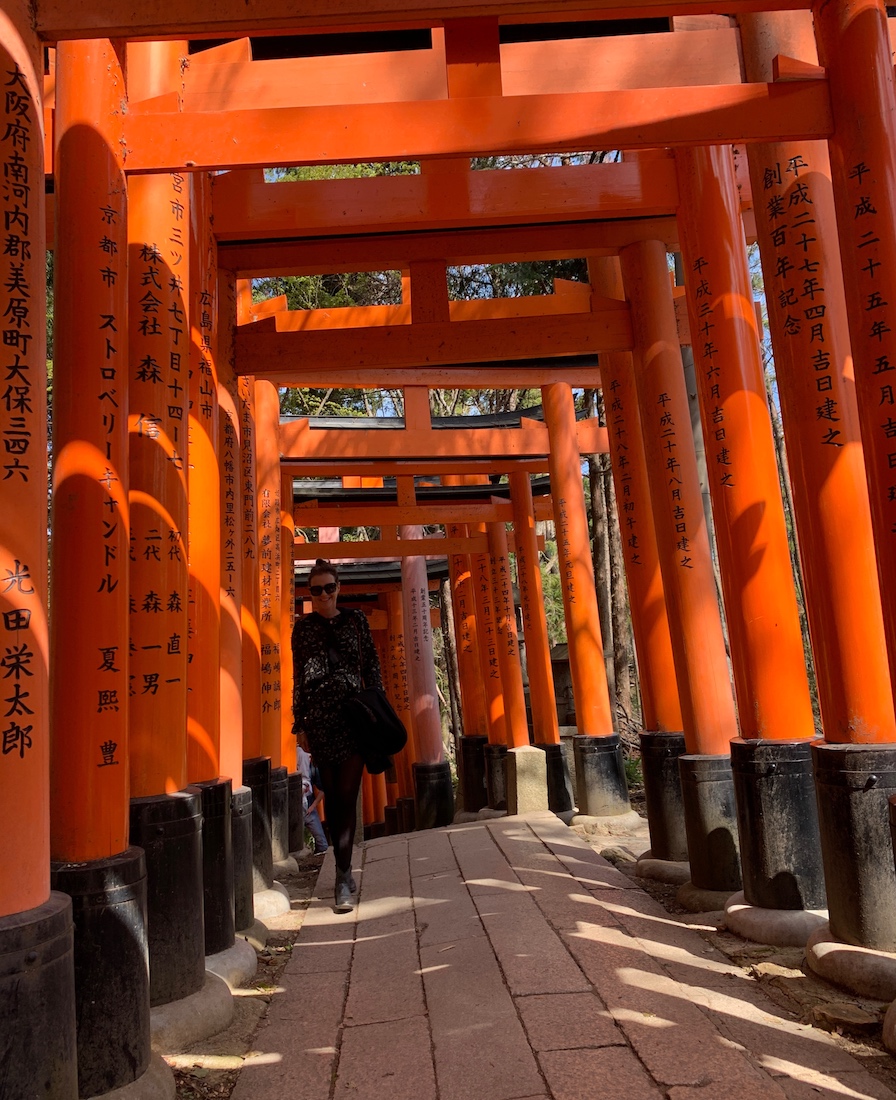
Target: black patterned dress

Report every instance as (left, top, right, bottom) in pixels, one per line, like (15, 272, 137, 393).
(291, 608, 384, 765)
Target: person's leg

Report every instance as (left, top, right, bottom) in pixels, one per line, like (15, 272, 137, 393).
(305, 806, 328, 853)
(317, 753, 364, 874)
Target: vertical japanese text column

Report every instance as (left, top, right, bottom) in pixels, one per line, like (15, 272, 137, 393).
(280, 469, 295, 770)
(255, 381, 282, 765)
(386, 587, 413, 799)
(1, 8, 76, 1095)
(51, 37, 151, 1096)
(590, 253, 686, 860)
(620, 238, 741, 892)
(187, 172, 221, 784)
(676, 143, 815, 744)
(238, 373, 262, 763)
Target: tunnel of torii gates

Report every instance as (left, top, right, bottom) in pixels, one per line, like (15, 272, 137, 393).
(9, 0, 896, 1094)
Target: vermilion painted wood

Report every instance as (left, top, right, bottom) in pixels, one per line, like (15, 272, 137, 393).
(127, 42, 190, 799)
(280, 470, 296, 771)
(542, 383, 614, 739)
(813, 0, 896, 711)
(742, 9, 896, 743)
(0, 2, 49, 911)
(386, 588, 414, 797)
(217, 272, 245, 788)
(187, 173, 222, 783)
(619, 239, 736, 756)
(122, 81, 831, 173)
(509, 472, 560, 746)
(237, 370, 263, 760)
(677, 143, 815, 741)
(588, 257, 682, 735)
(487, 519, 529, 749)
(255, 380, 283, 765)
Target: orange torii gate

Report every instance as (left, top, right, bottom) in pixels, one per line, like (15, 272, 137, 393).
(6, 4, 896, 1097)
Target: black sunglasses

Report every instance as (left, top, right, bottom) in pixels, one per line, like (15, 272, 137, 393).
(309, 582, 338, 596)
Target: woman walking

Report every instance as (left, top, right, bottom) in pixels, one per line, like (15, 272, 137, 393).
(292, 559, 383, 911)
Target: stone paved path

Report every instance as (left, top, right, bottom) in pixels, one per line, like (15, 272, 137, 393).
(232, 812, 896, 1100)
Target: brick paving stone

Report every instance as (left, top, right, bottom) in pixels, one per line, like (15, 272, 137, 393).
(413, 867, 486, 949)
(363, 837, 409, 864)
(472, 889, 592, 996)
(335, 1016, 436, 1100)
(421, 933, 544, 1100)
(538, 1046, 664, 1100)
(769, 1068, 896, 1098)
(408, 828, 461, 877)
(450, 822, 528, 894)
(515, 992, 626, 1051)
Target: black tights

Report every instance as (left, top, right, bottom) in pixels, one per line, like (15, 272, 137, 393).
(317, 753, 365, 874)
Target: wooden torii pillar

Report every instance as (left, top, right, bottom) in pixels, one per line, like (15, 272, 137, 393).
(0, 8, 77, 1096)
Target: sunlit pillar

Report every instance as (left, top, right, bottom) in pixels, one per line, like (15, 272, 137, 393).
(620, 238, 741, 891)
(542, 382, 630, 817)
(5, 9, 77, 1095)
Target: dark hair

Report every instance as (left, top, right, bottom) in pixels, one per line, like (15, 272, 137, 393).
(308, 558, 339, 587)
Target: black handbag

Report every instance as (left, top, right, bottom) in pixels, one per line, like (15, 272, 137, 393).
(343, 617, 408, 771)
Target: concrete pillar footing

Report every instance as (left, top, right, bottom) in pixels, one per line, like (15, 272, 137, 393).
(149, 973, 234, 1055)
(236, 919, 269, 951)
(252, 882, 290, 921)
(506, 745, 549, 815)
(94, 1053, 175, 1100)
(634, 856, 691, 886)
(205, 937, 258, 990)
(676, 880, 739, 913)
(723, 891, 828, 947)
(806, 925, 896, 1001)
(273, 855, 299, 876)
(572, 809, 646, 837)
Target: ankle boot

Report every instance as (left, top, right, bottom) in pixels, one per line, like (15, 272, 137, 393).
(334, 868, 355, 913)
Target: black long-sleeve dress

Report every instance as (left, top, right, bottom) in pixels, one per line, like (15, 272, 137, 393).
(291, 608, 383, 765)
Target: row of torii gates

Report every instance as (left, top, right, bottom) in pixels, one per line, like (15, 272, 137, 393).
(7, 0, 896, 1096)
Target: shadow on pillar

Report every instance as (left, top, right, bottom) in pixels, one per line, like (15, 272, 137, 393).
(384, 805, 401, 835)
(678, 754, 742, 892)
(288, 771, 304, 853)
(460, 734, 489, 813)
(574, 734, 630, 817)
(413, 761, 455, 829)
(0, 892, 78, 1099)
(639, 731, 689, 861)
(485, 743, 509, 810)
(242, 756, 274, 891)
(130, 791, 205, 1007)
(270, 765, 290, 864)
(814, 741, 896, 949)
(731, 738, 826, 910)
(193, 778, 236, 956)
(52, 849, 149, 1096)
(536, 742, 575, 814)
(231, 785, 254, 932)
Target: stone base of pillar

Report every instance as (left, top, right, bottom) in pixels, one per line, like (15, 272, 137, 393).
(813, 741, 896, 950)
(676, 880, 739, 913)
(130, 791, 206, 1008)
(414, 761, 455, 829)
(0, 892, 78, 1100)
(231, 785, 255, 935)
(634, 855, 691, 886)
(806, 924, 896, 1001)
(287, 771, 304, 853)
(558, 727, 579, 807)
(252, 882, 291, 921)
(384, 804, 401, 835)
(205, 936, 258, 990)
(678, 753, 742, 893)
(270, 765, 290, 863)
(535, 742, 575, 813)
(100, 1053, 175, 1100)
(506, 745, 549, 815)
(398, 796, 417, 833)
(484, 743, 509, 810)
(573, 734, 631, 817)
(460, 734, 489, 813)
(242, 757, 274, 891)
(193, 778, 235, 958)
(365, 821, 387, 840)
(149, 972, 233, 1055)
(236, 919, 269, 952)
(273, 855, 299, 876)
(731, 738, 826, 910)
(639, 731, 688, 862)
(724, 891, 828, 948)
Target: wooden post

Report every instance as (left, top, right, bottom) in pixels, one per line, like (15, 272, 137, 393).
(675, 143, 816, 742)
(255, 380, 282, 764)
(487, 518, 529, 748)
